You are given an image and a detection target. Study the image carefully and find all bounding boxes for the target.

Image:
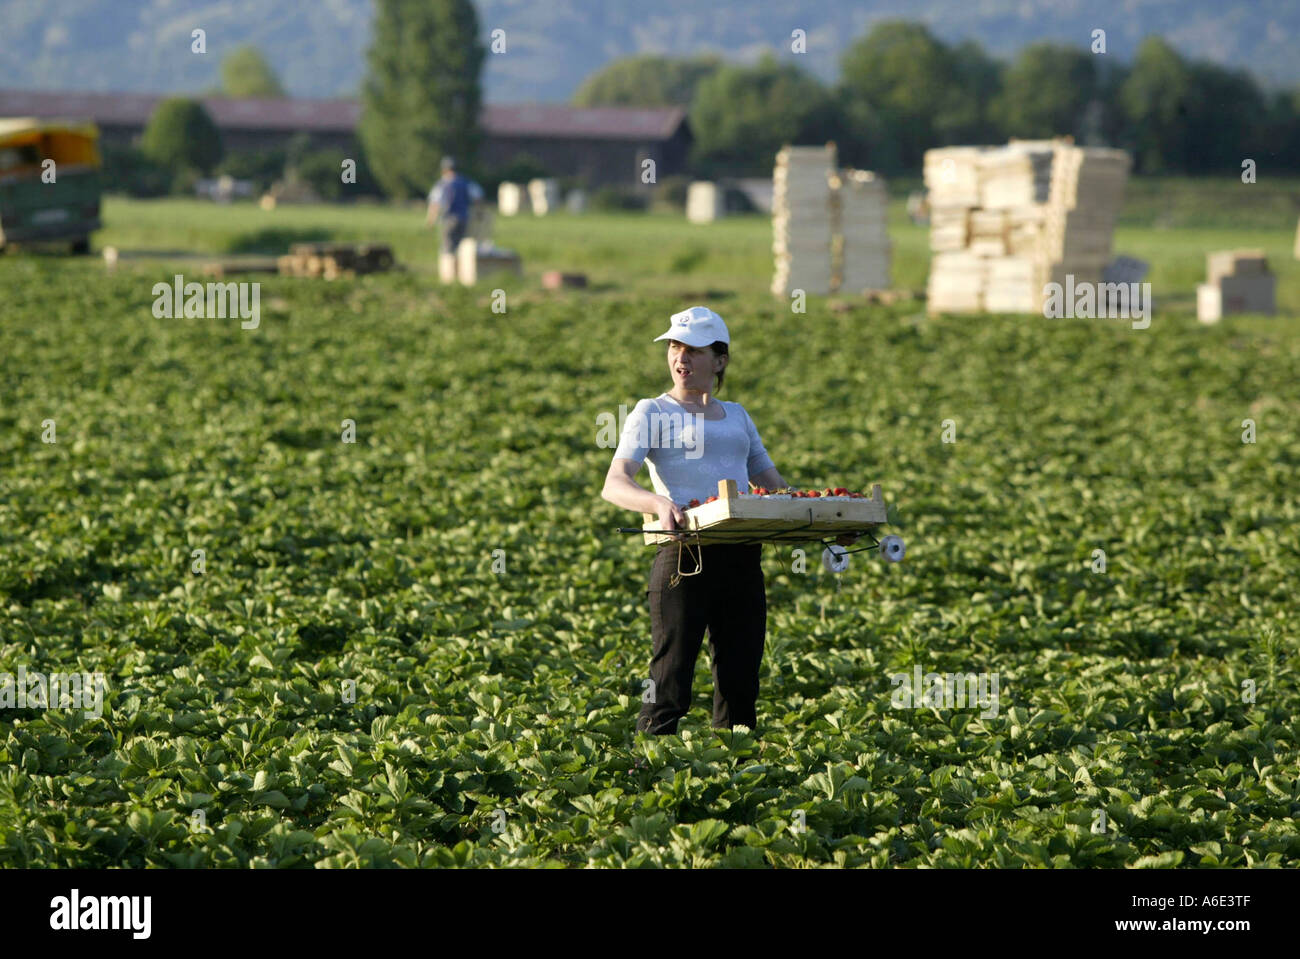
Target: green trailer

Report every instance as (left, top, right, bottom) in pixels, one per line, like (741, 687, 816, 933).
(0, 117, 103, 253)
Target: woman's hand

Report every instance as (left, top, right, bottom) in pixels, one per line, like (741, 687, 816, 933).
(654, 496, 688, 535)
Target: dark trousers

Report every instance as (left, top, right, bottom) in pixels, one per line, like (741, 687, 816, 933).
(637, 542, 766, 736)
(440, 215, 467, 253)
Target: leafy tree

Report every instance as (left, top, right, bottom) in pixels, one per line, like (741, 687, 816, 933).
(284, 132, 315, 171)
(479, 152, 550, 198)
(1183, 62, 1267, 173)
(1120, 36, 1193, 173)
(215, 147, 288, 193)
(991, 43, 1097, 140)
(940, 41, 1004, 143)
(140, 98, 223, 175)
(360, 0, 486, 199)
(1093, 58, 1132, 148)
(294, 149, 349, 200)
(689, 51, 841, 177)
(838, 21, 976, 170)
(834, 87, 894, 171)
(1257, 88, 1300, 173)
(99, 144, 172, 197)
(220, 46, 286, 98)
(573, 54, 723, 107)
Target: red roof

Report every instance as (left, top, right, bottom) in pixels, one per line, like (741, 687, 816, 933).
(0, 89, 687, 141)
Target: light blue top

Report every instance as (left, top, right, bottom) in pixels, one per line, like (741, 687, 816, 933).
(612, 393, 776, 505)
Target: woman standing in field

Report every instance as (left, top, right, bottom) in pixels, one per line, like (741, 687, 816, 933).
(601, 306, 858, 737)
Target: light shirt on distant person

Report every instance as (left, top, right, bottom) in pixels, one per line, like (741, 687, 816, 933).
(612, 393, 775, 506)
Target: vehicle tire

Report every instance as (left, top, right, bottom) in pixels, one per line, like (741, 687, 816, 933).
(822, 545, 851, 574)
(880, 535, 905, 563)
(71, 238, 91, 255)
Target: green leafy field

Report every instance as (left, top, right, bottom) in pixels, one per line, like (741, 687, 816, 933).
(1, 193, 1297, 867)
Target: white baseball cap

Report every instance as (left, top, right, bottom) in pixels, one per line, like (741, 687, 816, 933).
(654, 306, 730, 347)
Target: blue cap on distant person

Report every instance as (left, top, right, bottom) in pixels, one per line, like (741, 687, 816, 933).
(654, 306, 729, 347)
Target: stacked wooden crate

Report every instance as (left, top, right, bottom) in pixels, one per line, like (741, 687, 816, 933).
(929, 206, 968, 252)
(980, 145, 1053, 207)
(830, 169, 890, 293)
(498, 182, 529, 216)
(1039, 145, 1130, 291)
(924, 147, 992, 311)
(456, 239, 522, 285)
(687, 181, 723, 223)
(927, 252, 987, 313)
(924, 139, 1130, 314)
(924, 147, 986, 207)
(1197, 249, 1276, 323)
(967, 142, 1052, 313)
(277, 243, 395, 279)
(527, 178, 561, 216)
(983, 255, 1040, 314)
(772, 144, 836, 296)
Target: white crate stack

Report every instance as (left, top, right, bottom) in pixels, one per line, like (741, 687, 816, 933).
(924, 146, 992, 311)
(1197, 250, 1276, 323)
(772, 144, 836, 296)
(831, 169, 890, 293)
(924, 147, 986, 207)
(928, 252, 987, 313)
(1040, 145, 1130, 291)
(687, 181, 723, 223)
(527, 178, 561, 216)
(498, 182, 529, 216)
(979, 144, 1055, 314)
(924, 139, 1130, 314)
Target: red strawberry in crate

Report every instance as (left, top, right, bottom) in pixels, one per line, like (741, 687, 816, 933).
(706, 495, 717, 503)
(688, 498, 700, 508)
(834, 487, 848, 496)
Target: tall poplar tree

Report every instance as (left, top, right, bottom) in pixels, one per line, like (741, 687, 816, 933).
(360, 0, 486, 199)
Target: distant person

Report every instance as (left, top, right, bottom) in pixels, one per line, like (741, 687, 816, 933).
(426, 156, 483, 276)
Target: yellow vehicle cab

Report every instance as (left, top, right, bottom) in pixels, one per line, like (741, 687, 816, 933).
(0, 117, 102, 253)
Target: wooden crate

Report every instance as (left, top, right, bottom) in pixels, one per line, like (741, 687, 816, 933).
(278, 243, 395, 278)
(640, 479, 888, 546)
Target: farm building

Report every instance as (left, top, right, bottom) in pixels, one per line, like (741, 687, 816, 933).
(0, 89, 691, 188)
(477, 103, 690, 188)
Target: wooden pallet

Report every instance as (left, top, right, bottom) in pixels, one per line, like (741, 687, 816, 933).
(199, 256, 281, 278)
(277, 243, 395, 278)
(640, 479, 888, 545)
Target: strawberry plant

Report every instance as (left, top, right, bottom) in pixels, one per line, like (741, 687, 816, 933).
(0, 199, 1297, 868)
